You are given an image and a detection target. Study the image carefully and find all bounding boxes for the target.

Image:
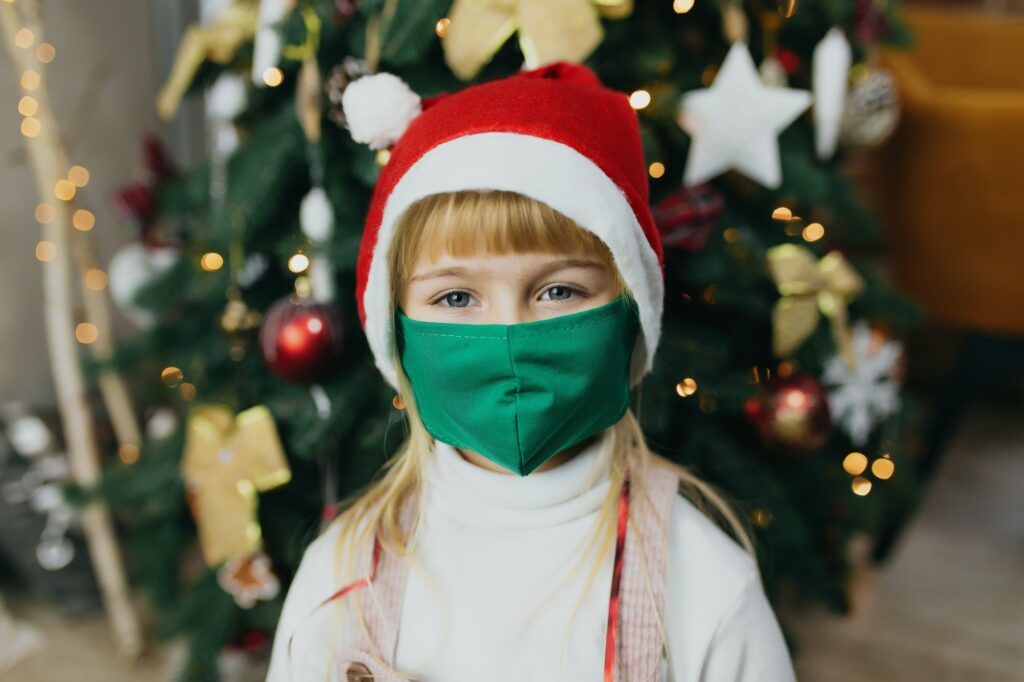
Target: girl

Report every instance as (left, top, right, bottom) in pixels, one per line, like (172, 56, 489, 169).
(267, 62, 796, 681)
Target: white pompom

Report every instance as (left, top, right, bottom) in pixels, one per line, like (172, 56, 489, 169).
(341, 72, 421, 150)
(300, 187, 333, 242)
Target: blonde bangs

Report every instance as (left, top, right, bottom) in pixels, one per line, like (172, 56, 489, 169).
(389, 190, 625, 306)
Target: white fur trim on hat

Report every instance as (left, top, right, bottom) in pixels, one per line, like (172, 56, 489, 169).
(363, 132, 664, 390)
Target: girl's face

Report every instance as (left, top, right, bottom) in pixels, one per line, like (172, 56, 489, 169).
(399, 249, 618, 324)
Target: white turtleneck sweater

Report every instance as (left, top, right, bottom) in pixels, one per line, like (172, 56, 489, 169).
(267, 429, 796, 681)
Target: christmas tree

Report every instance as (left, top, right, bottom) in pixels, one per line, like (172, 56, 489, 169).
(86, 0, 922, 677)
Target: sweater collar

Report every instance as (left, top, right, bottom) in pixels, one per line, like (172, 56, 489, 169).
(423, 429, 615, 529)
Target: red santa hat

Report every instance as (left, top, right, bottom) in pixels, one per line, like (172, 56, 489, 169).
(342, 61, 665, 390)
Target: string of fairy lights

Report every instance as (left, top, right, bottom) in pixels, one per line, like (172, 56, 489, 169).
(9, 1, 107, 348)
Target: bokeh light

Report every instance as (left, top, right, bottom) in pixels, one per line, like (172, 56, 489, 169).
(68, 165, 90, 187)
(75, 322, 98, 344)
(200, 252, 224, 271)
(288, 253, 310, 273)
(676, 377, 698, 397)
(843, 451, 869, 475)
(36, 42, 56, 63)
(628, 89, 651, 110)
(72, 209, 95, 231)
(84, 268, 107, 290)
(35, 240, 56, 262)
(262, 67, 284, 87)
(20, 117, 41, 137)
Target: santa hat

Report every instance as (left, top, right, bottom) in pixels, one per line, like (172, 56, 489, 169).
(342, 62, 665, 390)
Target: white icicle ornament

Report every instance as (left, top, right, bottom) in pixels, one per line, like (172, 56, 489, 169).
(340, 72, 422, 150)
(300, 187, 333, 242)
(206, 72, 248, 121)
(813, 27, 853, 160)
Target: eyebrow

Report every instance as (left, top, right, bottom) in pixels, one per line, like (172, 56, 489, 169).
(408, 258, 606, 284)
(408, 266, 471, 284)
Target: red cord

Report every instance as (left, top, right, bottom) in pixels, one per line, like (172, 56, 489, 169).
(287, 537, 381, 661)
(604, 474, 631, 682)
(314, 536, 382, 611)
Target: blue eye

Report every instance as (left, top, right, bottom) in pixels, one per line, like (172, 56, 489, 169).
(437, 291, 474, 308)
(541, 285, 577, 301)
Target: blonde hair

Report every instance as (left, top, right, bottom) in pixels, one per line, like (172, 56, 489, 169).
(319, 190, 756, 679)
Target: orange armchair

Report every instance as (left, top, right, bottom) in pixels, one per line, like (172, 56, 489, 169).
(878, 6, 1024, 337)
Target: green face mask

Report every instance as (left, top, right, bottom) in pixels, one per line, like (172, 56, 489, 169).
(395, 294, 641, 476)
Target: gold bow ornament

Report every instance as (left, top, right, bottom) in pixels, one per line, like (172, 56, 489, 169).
(181, 404, 291, 567)
(765, 244, 865, 367)
(441, 0, 633, 82)
(156, 0, 260, 120)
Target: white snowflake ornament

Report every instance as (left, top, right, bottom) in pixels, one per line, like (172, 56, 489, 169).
(822, 321, 902, 446)
(341, 72, 422, 150)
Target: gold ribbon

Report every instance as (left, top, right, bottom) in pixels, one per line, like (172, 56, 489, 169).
(181, 404, 291, 567)
(441, 0, 633, 82)
(766, 244, 864, 366)
(287, 6, 324, 143)
(281, 4, 320, 62)
(156, 1, 259, 120)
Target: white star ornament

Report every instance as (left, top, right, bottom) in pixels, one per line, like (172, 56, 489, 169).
(679, 42, 812, 189)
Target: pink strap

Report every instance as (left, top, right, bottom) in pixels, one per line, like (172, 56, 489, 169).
(288, 500, 416, 680)
(337, 499, 417, 674)
(616, 465, 679, 681)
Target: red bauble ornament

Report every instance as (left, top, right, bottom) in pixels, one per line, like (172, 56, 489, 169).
(259, 296, 345, 383)
(744, 373, 832, 456)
